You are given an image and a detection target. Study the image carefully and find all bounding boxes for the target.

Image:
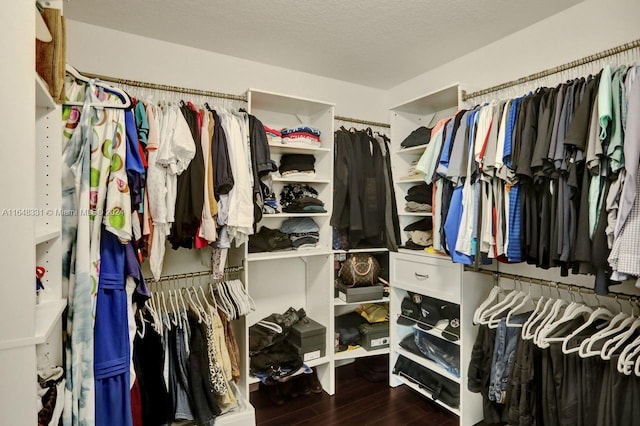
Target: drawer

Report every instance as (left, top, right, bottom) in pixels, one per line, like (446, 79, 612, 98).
(391, 253, 461, 303)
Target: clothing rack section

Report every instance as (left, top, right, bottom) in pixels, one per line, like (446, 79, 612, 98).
(79, 70, 247, 102)
(146, 265, 245, 284)
(470, 268, 640, 303)
(462, 38, 640, 101)
(334, 115, 390, 129)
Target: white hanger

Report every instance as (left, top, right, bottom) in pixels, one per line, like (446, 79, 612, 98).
(160, 291, 172, 331)
(505, 280, 535, 328)
(562, 303, 613, 355)
(477, 286, 519, 326)
(64, 64, 132, 109)
(521, 282, 551, 339)
(183, 287, 203, 324)
(473, 283, 503, 325)
(537, 288, 593, 349)
(579, 295, 632, 357)
(601, 309, 640, 361)
(486, 290, 528, 329)
(617, 334, 640, 374)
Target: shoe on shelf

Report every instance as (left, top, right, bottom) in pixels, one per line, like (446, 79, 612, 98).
(308, 368, 323, 394)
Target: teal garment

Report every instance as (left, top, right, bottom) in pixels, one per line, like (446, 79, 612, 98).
(134, 100, 149, 147)
(608, 66, 629, 173)
(598, 64, 613, 141)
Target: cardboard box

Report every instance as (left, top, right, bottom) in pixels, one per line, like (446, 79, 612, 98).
(291, 341, 326, 362)
(360, 321, 390, 351)
(290, 317, 326, 348)
(336, 280, 384, 303)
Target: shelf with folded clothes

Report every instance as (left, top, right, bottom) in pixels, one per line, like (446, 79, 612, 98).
(247, 248, 333, 262)
(267, 142, 331, 155)
(333, 296, 390, 306)
(261, 212, 331, 218)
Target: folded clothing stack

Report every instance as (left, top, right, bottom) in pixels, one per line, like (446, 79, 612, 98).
(281, 126, 322, 148)
(400, 159, 426, 181)
(261, 180, 280, 214)
(400, 126, 432, 149)
(278, 154, 316, 179)
(404, 183, 432, 212)
(248, 226, 292, 253)
(402, 217, 433, 250)
(280, 183, 326, 213)
(281, 217, 320, 249)
(264, 125, 282, 144)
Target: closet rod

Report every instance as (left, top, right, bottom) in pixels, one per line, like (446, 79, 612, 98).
(79, 70, 248, 102)
(469, 268, 640, 303)
(461, 37, 640, 101)
(335, 115, 391, 129)
(146, 265, 244, 283)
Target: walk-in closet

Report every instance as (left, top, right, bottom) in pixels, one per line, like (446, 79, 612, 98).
(4, 1, 640, 425)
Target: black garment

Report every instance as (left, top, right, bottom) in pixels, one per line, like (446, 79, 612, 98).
(133, 314, 171, 426)
(279, 154, 316, 174)
(467, 324, 504, 423)
(248, 226, 292, 253)
(188, 313, 221, 426)
(248, 114, 277, 225)
(505, 335, 537, 426)
(404, 217, 433, 232)
(405, 182, 433, 204)
(170, 105, 205, 249)
(360, 129, 386, 244)
(210, 109, 234, 198)
(378, 133, 401, 250)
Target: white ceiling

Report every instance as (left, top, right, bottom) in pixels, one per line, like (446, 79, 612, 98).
(65, 0, 584, 89)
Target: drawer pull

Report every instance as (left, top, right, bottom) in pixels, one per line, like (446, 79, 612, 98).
(414, 272, 429, 280)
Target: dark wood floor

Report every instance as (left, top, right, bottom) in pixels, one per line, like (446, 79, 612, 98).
(251, 362, 459, 426)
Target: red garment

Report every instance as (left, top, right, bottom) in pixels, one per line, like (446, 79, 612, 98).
(282, 131, 321, 142)
(263, 125, 282, 136)
(130, 378, 143, 426)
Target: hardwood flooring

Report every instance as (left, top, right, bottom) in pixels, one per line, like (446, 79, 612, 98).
(251, 362, 459, 426)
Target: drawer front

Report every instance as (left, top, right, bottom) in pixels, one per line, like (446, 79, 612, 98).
(391, 253, 461, 303)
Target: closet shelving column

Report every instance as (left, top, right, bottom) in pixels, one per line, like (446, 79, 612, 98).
(245, 89, 336, 394)
(388, 84, 492, 426)
(333, 248, 390, 363)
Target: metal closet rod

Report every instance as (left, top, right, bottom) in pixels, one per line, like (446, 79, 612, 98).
(79, 70, 248, 102)
(469, 268, 640, 303)
(461, 38, 640, 101)
(335, 115, 390, 129)
(146, 265, 244, 283)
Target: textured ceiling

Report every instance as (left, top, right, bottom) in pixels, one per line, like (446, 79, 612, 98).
(65, 0, 584, 89)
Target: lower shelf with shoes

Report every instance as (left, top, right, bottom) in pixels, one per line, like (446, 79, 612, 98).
(252, 367, 324, 407)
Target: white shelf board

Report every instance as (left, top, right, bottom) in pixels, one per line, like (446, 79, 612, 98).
(397, 177, 426, 183)
(333, 296, 389, 306)
(395, 347, 460, 384)
(268, 143, 331, 155)
(399, 212, 433, 217)
(247, 248, 332, 261)
(248, 355, 331, 384)
(248, 88, 334, 114)
(35, 225, 61, 245)
(272, 176, 331, 184)
(334, 346, 389, 361)
(396, 248, 449, 260)
(395, 145, 428, 155)
(396, 316, 461, 346)
(393, 373, 460, 416)
(35, 74, 56, 109)
(390, 83, 460, 115)
(333, 247, 388, 254)
(261, 212, 329, 218)
(34, 299, 67, 344)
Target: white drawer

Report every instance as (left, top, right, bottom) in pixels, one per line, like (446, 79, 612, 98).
(391, 253, 461, 303)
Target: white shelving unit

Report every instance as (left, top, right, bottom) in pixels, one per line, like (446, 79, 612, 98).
(246, 89, 336, 396)
(388, 86, 494, 426)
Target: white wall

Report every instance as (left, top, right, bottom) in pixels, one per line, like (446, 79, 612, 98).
(66, 20, 389, 123)
(388, 0, 640, 107)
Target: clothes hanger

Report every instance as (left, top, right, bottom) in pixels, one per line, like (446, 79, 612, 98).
(522, 282, 552, 339)
(183, 286, 203, 324)
(537, 287, 593, 348)
(601, 300, 640, 361)
(505, 279, 535, 328)
(486, 279, 528, 328)
(580, 295, 633, 358)
(562, 294, 613, 355)
(533, 284, 571, 346)
(64, 64, 132, 109)
(473, 276, 504, 324)
(160, 290, 172, 331)
(477, 286, 520, 327)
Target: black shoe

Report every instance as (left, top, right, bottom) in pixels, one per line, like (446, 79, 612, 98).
(279, 380, 299, 399)
(308, 368, 323, 394)
(295, 375, 312, 396)
(267, 385, 285, 406)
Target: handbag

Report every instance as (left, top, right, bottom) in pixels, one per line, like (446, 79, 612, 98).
(338, 254, 380, 287)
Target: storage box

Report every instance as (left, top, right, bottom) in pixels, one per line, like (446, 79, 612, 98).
(336, 280, 384, 303)
(290, 317, 326, 348)
(359, 321, 390, 351)
(291, 341, 326, 362)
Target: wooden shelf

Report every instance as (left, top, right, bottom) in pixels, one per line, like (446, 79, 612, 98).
(34, 299, 67, 345)
(395, 347, 460, 384)
(393, 373, 460, 416)
(272, 176, 331, 184)
(333, 296, 389, 306)
(35, 74, 56, 109)
(268, 143, 331, 155)
(35, 226, 61, 245)
(334, 346, 389, 360)
(333, 247, 388, 254)
(261, 212, 329, 218)
(247, 248, 332, 261)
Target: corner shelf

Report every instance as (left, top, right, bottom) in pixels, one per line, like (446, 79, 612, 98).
(395, 145, 428, 155)
(334, 346, 389, 360)
(35, 74, 56, 109)
(333, 297, 390, 306)
(35, 226, 61, 245)
(261, 212, 330, 218)
(247, 248, 332, 262)
(268, 143, 331, 155)
(34, 299, 67, 345)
